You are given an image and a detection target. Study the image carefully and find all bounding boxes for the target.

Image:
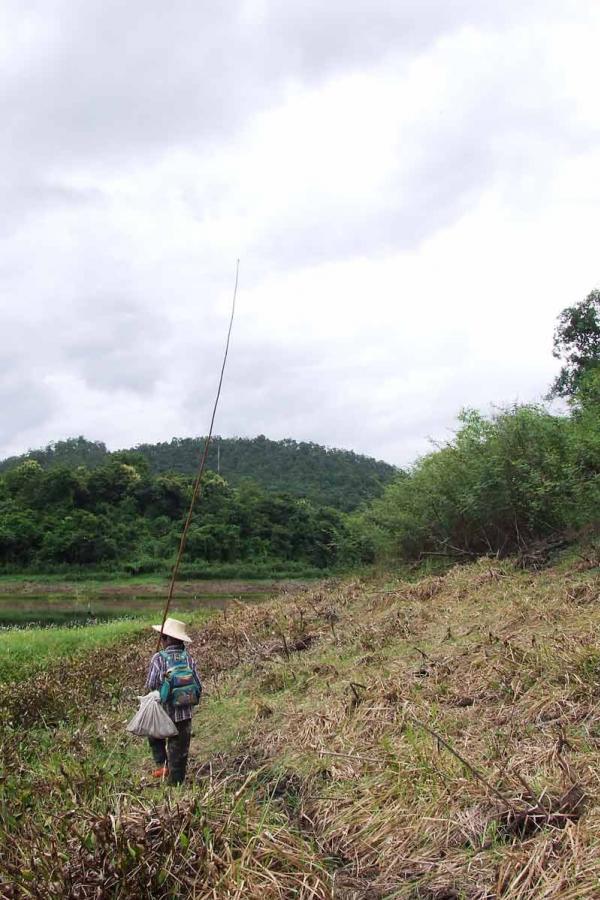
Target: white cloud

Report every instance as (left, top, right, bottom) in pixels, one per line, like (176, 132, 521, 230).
(1, 1, 599, 466)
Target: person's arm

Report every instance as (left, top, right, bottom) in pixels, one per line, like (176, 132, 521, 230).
(145, 652, 164, 692)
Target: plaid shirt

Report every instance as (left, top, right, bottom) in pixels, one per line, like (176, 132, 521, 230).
(145, 643, 201, 723)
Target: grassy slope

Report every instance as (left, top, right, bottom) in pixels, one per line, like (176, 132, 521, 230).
(2, 553, 600, 898)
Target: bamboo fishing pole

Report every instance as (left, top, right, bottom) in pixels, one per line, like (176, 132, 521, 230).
(156, 260, 239, 650)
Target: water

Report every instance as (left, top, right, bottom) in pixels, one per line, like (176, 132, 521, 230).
(0, 585, 276, 629)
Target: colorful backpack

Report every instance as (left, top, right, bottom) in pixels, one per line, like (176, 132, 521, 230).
(159, 648, 201, 708)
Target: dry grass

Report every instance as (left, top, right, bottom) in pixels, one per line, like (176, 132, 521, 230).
(2, 555, 600, 897)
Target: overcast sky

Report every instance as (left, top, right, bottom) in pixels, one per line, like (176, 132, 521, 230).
(1, 1, 599, 466)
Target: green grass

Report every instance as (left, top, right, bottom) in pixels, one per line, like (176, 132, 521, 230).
(0, 604, 216, 683)
(0, 619, 148, 682)
(0, 559, 327, 582)
(195, 694, 258, 755)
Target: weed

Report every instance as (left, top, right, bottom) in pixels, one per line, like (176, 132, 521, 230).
(4, 561, 600, 897)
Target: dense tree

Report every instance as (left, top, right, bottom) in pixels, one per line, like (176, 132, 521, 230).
(0, 507, 41, 564)
(0, 437, 108, 474)
(4, 460, 45, 506)
(344, 403, 599, 564)
(86, 461, 141, 506)
(339, 297, 600, 568)
(39, 511, 120, 565)
(550, 289, 600, 399)
(0, 436, 397, 511)
(0, 460, 349, 574)
(133, 473, 190, 520)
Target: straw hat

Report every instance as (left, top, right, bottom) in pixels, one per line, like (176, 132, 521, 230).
(152, 617, 192, 644)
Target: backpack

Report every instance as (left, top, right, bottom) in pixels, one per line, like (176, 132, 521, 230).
(159, 648, 202, 708)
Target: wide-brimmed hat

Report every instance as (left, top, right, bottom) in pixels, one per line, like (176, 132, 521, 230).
(152, 617, 192, 643)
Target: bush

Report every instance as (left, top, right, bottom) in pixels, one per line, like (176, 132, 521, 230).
(123, 557, 167, 576)
(351, 404, 599, 563)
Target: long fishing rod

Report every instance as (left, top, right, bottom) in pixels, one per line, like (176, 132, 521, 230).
(156, 260, 239, 650)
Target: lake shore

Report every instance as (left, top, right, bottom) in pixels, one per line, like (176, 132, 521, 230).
(0, 576, 315, 596)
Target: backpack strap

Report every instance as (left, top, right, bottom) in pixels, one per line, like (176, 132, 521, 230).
(160, 648, 189, 667)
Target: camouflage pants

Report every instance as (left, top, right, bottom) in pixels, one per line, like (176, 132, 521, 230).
(148, 718, 192, 785)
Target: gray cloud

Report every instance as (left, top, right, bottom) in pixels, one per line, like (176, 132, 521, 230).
(263, 0, 559, 78)
(61, 295, 171, 394)
(1, 0, 590, 264)
(0, 351, 58, 446)
(0, 179, 105, 236)
(0, 0, 570, 174)
(254, 54, 587, 267)
(0, 0, 596, 463)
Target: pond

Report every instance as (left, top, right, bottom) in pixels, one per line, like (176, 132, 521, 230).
(0, 581, 284, 629)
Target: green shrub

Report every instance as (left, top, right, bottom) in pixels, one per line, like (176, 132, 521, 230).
(349, 404, 599, 563)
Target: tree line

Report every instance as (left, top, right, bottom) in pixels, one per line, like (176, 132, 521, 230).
(0, 460, 350, 576)
(0, 436, 397, 512)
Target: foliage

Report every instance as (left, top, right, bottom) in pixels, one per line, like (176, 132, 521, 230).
(550, 289, 600, 398)
(347, 404, 600, 563)
(0, 462, 348, 575)
(0, 436, 108, 474)
(0, 434, 397, 511)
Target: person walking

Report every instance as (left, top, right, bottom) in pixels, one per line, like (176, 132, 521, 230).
(145, 617, 202, 786)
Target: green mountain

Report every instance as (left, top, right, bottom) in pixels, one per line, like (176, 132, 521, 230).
(0, 435, 397, 511)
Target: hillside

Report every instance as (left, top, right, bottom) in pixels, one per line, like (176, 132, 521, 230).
(0, 435, 397, 511)
(3, 548, 600, 897)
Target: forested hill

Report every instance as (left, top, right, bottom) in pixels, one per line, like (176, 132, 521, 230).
(0, 435, 397, 511)
(135, 436, 397, 510)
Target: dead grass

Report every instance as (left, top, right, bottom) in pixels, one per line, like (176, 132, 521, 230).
(3, 556, 600, 897)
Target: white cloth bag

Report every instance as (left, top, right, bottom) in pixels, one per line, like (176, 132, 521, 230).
(126, 690, 178, 738)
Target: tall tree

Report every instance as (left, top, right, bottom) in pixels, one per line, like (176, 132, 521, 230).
(550, 290, 600, 399)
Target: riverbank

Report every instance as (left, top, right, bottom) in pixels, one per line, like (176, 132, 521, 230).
(0, 577, 311, 628)
(0, 576, 309, 595)
(3, 558, 600, 897)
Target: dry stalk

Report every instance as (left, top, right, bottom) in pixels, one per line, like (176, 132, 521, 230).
(405, 708, 517, 812)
